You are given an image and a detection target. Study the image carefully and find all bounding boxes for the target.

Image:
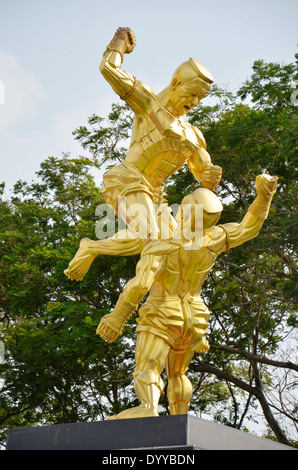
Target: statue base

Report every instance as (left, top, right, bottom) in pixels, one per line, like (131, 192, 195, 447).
(6, 414, 291, 450)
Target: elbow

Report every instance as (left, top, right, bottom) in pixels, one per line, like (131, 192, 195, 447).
(99, 52, 112, 75)
(249, 230, 260, 243)
(240, 229, 261, 246)
(99, 51, 122, 75)
(99, 57, 107, 75)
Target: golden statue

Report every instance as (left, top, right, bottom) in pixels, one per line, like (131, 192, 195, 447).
(63, 28, 278, 420)
(98, 174, 277, 419)
(64, 27, 222, 281)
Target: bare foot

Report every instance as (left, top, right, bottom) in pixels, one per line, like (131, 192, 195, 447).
(107, 405, 158, 420)
(64, 238, 95, 281)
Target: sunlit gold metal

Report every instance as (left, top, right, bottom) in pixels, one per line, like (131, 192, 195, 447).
(95, 174, 277, 419)
(64, 27, 221, 281)
(63, 28, 278, 420)
(99, 27, 221, 241)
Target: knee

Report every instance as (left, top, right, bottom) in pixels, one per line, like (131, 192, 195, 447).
(134, 369, 165, 392)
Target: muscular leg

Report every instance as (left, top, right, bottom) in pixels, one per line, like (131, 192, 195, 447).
(118, 191, 160, 240)
(134, 332, 170, 411)
(64, 190, 161, 281)
(166, 348, 195, 415)
(108, 332, 171, 420)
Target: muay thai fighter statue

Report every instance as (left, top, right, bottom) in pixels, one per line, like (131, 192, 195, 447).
(96, 174, 278, 419)
(64, 27, 222, 281)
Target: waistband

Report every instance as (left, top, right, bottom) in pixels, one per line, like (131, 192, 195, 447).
(121, 160, 165, 189)
(147, 292, 203, 303)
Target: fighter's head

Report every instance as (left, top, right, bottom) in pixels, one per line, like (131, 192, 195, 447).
(165, 58, 214, 116)
(176, 188, 223, 232)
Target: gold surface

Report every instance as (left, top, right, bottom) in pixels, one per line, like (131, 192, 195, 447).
(65, 26, 222, 280)
(96, 174, 277, 419)
(64, 28, 278, 420)
(99, 27, 222, 240)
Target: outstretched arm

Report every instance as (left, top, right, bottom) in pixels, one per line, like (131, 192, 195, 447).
(221, 174, 278, 250)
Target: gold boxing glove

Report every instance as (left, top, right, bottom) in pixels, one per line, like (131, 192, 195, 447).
(248, 174, 278, 220)
(201, 163, 222, 191)
(104, 27, 136, 61)
(96, 294, 137, 343)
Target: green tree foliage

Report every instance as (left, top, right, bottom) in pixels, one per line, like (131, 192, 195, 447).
(0, 154, 139, 446)
(73, 103, 133, 169)
(0, 60, 297, 447)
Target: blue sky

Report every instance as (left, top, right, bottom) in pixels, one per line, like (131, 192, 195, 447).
(0, 0, 297, 192)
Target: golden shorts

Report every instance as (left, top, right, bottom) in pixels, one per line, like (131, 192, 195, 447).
(136, 294, 210, 352)
(102, 160, 167, 215)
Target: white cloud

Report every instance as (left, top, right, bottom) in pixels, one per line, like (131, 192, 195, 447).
(0, 46, 47, 133)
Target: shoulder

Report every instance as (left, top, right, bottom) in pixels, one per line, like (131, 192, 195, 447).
(205, 225, 229, 253)
(136, 79, 156, 99)
(124, 79, 157, 115)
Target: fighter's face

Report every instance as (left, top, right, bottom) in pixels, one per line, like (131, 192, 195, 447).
(171, 84, 202, 116)
(169, 83, 204, 116)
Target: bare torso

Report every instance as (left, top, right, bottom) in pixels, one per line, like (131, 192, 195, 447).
(125, 105, 206, 187)
(100, 52, 213, 190)
(149, 227, 225, 298)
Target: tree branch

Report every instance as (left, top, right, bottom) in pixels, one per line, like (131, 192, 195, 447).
(190, 359, 293, 446)
(212, 344, 298, 372)
(189, 359, 256, 395)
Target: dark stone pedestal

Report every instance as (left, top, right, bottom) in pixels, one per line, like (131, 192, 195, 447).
(6, 414, 292, 450)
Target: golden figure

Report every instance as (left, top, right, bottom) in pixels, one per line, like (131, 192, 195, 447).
(96, 174, 278, 419)
(64, 27, 222, 281)
(63, 29, 278, 421)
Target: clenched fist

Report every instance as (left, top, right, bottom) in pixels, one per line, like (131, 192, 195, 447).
(201, 163, 222, 191)
(105, 27, 136, 59)
(255, 174, 278, 200)
(96, 312, 122, 343)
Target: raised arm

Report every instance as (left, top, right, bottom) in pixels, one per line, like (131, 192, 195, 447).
(99, 27, 153, 114)
(221, 174, 278, 250)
